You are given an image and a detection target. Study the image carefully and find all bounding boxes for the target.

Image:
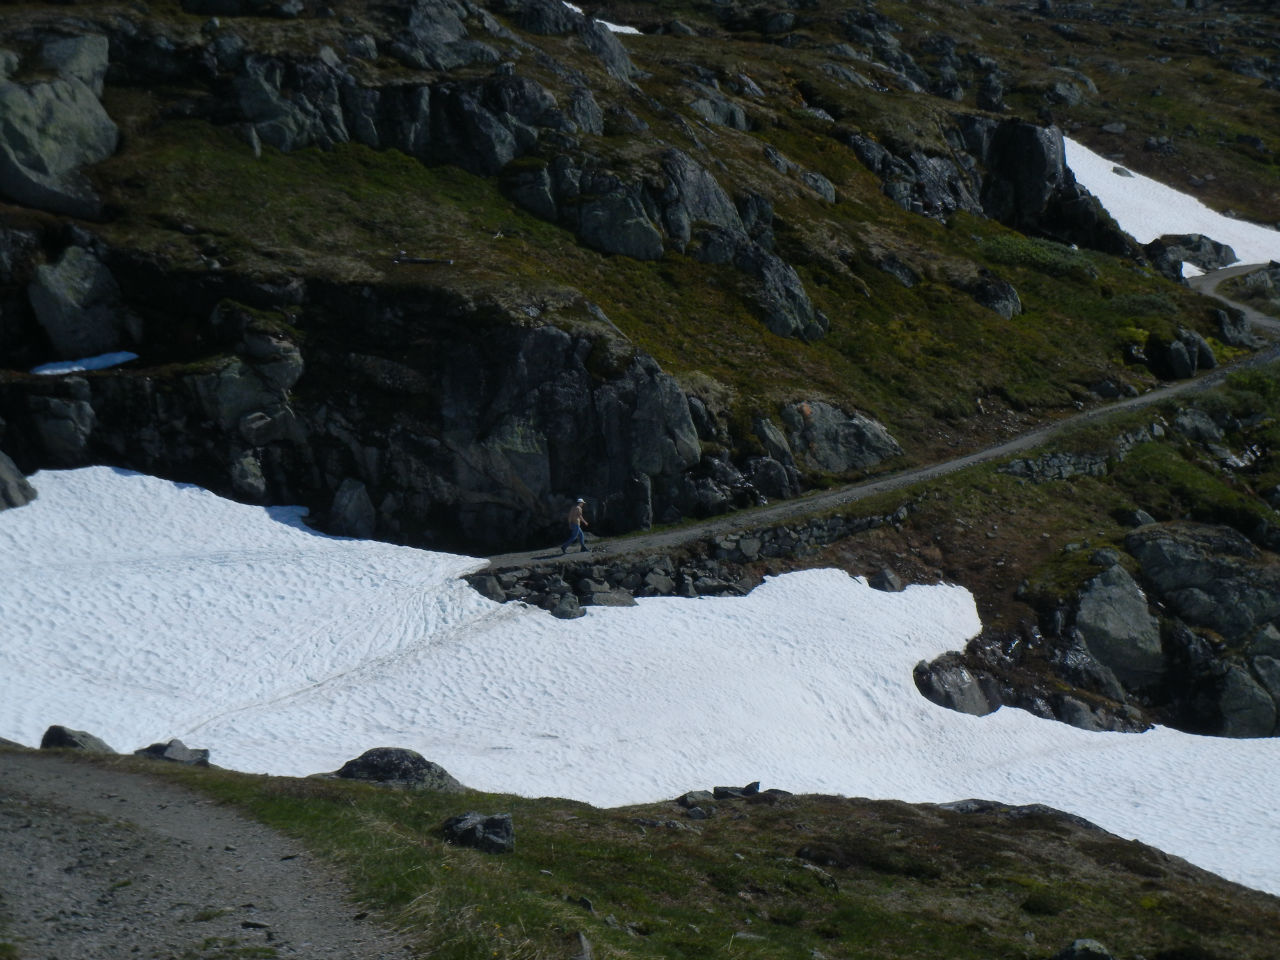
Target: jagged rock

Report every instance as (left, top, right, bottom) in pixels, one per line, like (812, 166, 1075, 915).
(779, 401, 902, 474)
(331, 746, 465, 790)
(1074, 565, 1164, 689)
(443, 811, 515, 852)
(0, 45, 119, 217)
(27, 246, 127, 360)
(913, 653, 1001, 715)
(134, 738, 210, 765)
(0, 450, 36, 510)
(40, 725, 115, 753)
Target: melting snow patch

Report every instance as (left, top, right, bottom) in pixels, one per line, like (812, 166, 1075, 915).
(31, 351, 139, 375)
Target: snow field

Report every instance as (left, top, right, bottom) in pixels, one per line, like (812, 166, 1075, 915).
(2, 468, 1278, 897)
(1065, 137, 1280, 266)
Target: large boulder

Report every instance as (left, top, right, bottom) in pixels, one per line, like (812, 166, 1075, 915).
(779, 400, 903, 474)
(330, 747, 466, 791)
(0, 54, 119, 217)
(913, 653, 1001, 716)
(40, 725, 115, 753)
(1074, 564, 1164, 689)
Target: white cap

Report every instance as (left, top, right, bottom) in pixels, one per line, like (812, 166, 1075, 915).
(576, 497, 585, 502)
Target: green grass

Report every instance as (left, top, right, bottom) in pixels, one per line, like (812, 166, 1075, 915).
(24, 751, 1275, 960)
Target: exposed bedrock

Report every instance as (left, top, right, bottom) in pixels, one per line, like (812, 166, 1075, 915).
(0, 244, 898, 552)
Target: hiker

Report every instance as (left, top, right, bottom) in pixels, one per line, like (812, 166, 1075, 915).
(560, 497, 590, 554)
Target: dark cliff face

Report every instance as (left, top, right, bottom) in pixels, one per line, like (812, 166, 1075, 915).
(0, 0, 1273, 548)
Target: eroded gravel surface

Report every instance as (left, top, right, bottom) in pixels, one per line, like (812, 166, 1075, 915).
(0, 750, 414, 959)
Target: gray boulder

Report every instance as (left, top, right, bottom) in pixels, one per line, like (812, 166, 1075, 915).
(40, 725, 115, 753)
(0, 72, 118, 217)
(779, 400, 903, 474)
(331, 747, 465, 791)
(1252, 655, 1280, 703)
(443, 811, 514, 852)
(913, 654, 1000, 716)
(134, 738, 210, 765)
(27, 246, 127, 359)
(1217, 665, 1277, 737)
(1074, 565, 1164, 689)
(0, 450, 36, 510)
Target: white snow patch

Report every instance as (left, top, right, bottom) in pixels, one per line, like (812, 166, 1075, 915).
(562, 1, 641, 34)
(31, 351, 139, 375)
(1065, 137, 1280, 265)
(3, 467, 1280, 897)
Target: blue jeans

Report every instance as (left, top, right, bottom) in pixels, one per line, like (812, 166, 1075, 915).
(561, 524, 586, 550)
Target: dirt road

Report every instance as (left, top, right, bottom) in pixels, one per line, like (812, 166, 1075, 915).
(0, 749, 412, 960)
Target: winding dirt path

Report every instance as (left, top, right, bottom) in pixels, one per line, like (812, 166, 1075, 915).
(485, 267, 1280, 570)
(0, 749, 413, 960)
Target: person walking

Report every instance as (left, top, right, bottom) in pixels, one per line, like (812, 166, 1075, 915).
(560, 497, 590, 554)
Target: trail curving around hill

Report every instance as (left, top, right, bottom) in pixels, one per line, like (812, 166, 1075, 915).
(484, 268, 1280, 570)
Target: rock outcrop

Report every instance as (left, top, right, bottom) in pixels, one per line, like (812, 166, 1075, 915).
(0, 35, 118, 218)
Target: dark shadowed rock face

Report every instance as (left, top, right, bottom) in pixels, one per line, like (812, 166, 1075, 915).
(332, 747, 465, 791)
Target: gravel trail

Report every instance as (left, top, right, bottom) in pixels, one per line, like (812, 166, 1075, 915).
(0, 749, 414, 960)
